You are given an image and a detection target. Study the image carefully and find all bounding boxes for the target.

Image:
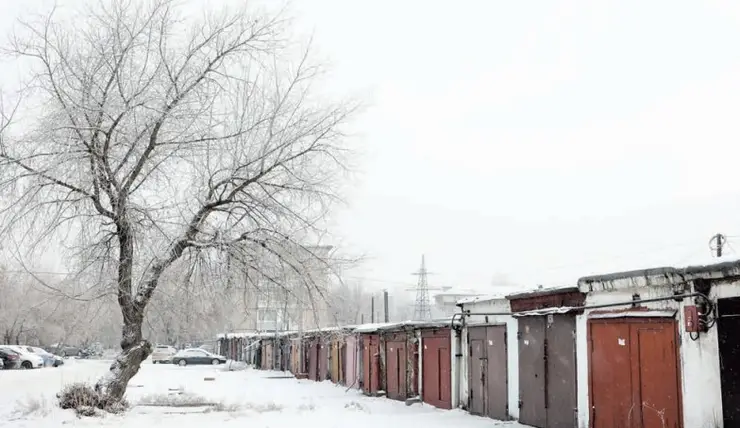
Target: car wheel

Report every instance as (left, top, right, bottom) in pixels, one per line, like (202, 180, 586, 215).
(153, 360, 158, 364)
(211, 359, 220, 365)
(178, 359, 187, 366)
(21, 361, 32, 369)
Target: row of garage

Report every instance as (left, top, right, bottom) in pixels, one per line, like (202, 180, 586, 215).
(458, 262, 740, 428)
(217, 321, 457, 409)
(218, 259, 740, 428)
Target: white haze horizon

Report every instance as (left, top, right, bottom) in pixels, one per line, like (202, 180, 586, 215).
(3, 0, 740, 299)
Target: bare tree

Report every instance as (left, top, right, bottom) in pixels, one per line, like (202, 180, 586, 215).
(0, 0, 355, 407)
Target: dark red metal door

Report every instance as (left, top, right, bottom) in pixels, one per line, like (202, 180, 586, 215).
(633, 321, 681, 428)
(362, 334, 380, 394)
(369, 334, 380, 393)
(319, 338, 329, 381)
(589, 318, 682, 428)
(485, 325, 508, 421)
(439, 341, 451, 406)
(396, 340, 407, 399)
(309, 339, 319, 381)
(386, 341, 401, 400)
(589, 321, 632, 427)
(422, 329, 451, 409)
(518, 316, 546, 427)
(362, 335, 371, 393)
(546, 315, 577, 428)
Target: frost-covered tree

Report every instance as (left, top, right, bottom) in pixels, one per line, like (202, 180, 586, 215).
(0, 0, 355, 408)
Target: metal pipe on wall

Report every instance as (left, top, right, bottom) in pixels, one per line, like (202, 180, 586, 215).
(458, 292, 710, 318)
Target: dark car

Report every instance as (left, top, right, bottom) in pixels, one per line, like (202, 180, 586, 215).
(172, 348, 227, 366)
(0, 349, 22, 369)
(49, 345, 81, 357)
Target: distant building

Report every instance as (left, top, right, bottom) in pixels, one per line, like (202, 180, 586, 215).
(432, 287, 485, 318)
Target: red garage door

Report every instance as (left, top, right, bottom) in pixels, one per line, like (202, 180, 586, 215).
(422, 328, 451, 409)
(589, 318, 682, 428)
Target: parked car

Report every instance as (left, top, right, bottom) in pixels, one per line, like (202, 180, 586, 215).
(22, 346, 64, 367)
(0, 357, 4, 369)
(151, 345, 177, 364)
(48, 344, 81, 357)
(171, 348, 227, 366)
(0, 348, 21, 369)
(0, 346, 43, 369)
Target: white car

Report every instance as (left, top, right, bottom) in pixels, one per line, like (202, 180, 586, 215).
(0, 345, 44, 369)
(151, 345, 177, 364)
(24, 346, 64, 367)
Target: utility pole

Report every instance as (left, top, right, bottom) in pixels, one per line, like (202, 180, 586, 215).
(710, 233, 727, 257)
(383, 290, 389, 322)
(370, 296, 375, 323)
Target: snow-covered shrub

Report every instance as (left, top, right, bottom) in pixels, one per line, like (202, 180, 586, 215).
(56, 382, 128, 416)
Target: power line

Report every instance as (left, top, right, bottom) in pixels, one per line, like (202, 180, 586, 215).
(344, 235, 740, 288)
(6, 234, 740, 287)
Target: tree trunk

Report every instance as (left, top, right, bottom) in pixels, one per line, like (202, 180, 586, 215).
(94, 320, 151, 407)
(94, 221, 154, 407)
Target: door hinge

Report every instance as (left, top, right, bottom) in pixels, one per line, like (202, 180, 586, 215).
(517, 331, 522, 340)
(518, 399, 523, 409)
(543, 338, 548, 362)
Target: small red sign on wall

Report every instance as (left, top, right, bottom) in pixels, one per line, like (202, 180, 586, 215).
(684, 305, 699, 333)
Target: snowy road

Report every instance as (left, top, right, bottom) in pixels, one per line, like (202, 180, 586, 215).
(1, 359, 529, 428)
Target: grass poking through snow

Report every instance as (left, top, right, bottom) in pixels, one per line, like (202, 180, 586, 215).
(13, 396, 51, 418)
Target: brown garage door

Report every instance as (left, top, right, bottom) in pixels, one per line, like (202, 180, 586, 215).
(386, 339, 407, 401)
(518, 314, 578, 428)
(362, 334, 381, 395)
(588, 318, 682, 428)
(422, 328, 452, 409)
(546, 315, 577, 428)
(309, 339, 319, 381)
(519, 316, 547, 427)
(319, 338, 329, 381)
(468, 325, 508, 420)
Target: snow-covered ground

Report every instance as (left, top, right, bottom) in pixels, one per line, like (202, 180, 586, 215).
(1, 359, 530, 428)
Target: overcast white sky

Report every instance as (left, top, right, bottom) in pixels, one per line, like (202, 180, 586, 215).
(4, 0, 740, 296)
